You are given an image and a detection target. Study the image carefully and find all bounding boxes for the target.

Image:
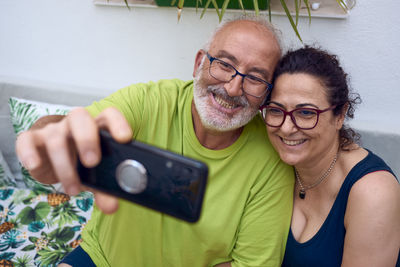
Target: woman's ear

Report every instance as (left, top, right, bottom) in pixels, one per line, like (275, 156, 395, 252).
(193, 50, 206, 77)
(336, 102, 349, 130)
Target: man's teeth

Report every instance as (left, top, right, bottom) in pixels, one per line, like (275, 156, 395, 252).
(214, 95, 237, 109)
(282, 138, 306, 146)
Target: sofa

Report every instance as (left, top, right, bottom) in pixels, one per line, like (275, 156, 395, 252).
(0, 77, 104, 266)
(0, 76, 399, 266)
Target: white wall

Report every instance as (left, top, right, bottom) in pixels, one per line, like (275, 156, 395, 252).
(1, 0, 399, 134)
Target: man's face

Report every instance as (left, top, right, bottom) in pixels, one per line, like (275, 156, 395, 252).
(193, 62, 257, 131)
(193, 20, 281, 132)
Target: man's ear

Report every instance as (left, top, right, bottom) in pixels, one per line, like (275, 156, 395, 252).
(336, 102, 348, 130)
(193, 50, 206, 77)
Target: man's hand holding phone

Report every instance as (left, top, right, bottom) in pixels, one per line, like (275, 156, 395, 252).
(16, 107, 132, 214)
(78, 130, 208, 222)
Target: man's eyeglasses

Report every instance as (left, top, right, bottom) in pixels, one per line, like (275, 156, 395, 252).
(259, 104, 336, 130)
(206, 52, 273, 98)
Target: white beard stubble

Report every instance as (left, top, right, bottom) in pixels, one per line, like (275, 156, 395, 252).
(192, 63, 261, 132)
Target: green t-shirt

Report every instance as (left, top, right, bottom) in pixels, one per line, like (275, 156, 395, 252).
(81, 79, 294, 267)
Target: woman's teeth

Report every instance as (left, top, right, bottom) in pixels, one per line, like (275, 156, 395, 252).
(214, 95, 237, 109)
(281, 138, 306, 146)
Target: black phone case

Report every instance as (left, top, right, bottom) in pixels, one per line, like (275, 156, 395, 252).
(77, 131, 208, 223)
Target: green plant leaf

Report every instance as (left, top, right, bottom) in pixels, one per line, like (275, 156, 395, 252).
(267, 0, 272, 22)
(28, 236, 38, 243)
(13, 254, 35, 267)
(48, 227, 75, 243)
(252, 0, 259, 16)
(76, 197, 93, 212)
(123, 0, 130, 10)
(303, 0, 311, 24)
(220, 0, 230, 19)
(237, 0, 245, 12)
(279, 0, 303, 42)
(0, 189, 14, 200)
(35, 202, 51, 219)
(337, 0, 348, 11)
(28, 221, 45, 232)
(17, 202, 50, 225)
(36, 244, 72, 266)
(177, 0, 184, 8)
(295, 0, 299, 26)
(200, 0, 212, 19)
(210, 0, 222, 21)
(21, 244, 36, 252)
(0, 252, 15, 260)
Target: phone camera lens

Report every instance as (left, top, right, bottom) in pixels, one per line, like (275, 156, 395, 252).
(116, 160, 148, 194)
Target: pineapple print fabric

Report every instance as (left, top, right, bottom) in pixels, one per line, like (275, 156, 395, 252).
(8, 97, 73, 192)
(0, 187, 93, 266)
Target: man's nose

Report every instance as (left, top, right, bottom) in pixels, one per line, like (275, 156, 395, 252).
(224, 75, 244, 97)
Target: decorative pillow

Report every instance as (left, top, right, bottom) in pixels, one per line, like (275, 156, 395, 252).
(8, 97, 73, 192)
(0, 187, 93, 266)
(0, 150, 17, 188)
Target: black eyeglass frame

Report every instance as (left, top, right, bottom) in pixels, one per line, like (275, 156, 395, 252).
(205, 52, 273, 99)
(259, 104, 337, 130)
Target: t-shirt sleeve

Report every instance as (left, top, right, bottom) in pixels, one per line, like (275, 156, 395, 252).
(84, 79, 185, 139)
(85, 84, 146, 132)
(231, 161, 294, 267)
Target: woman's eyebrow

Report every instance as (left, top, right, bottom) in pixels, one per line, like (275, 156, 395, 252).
(296, 103, 319, 109)
(268, 101, 285, 108)
(268, 101, 320, 109)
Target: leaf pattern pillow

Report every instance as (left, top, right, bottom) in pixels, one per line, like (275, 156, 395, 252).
(0, 150, 17, 188)
(0, 187, 93, 266)
(8, 97, 73, 192)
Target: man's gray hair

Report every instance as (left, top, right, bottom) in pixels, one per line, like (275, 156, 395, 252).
(203, 15, 283, 56)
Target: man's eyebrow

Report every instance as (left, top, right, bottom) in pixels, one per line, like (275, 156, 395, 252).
(214, 50, 239, 64)
(215, 50, 272, 79)
(248, 67, 271, 79)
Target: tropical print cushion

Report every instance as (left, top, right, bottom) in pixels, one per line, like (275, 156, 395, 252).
(0, 187, 93, 266)
(8, 97, 73, 192)
(0, 151, 17, 188)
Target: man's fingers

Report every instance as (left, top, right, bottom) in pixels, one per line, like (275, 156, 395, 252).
(95, 107, 133, 143)
(16, 131, 43, 171)
(81, 186, 119, 214)
(45, 123, 81, 196)
(68, 107, 101, 167)
(94, 191, 119, 214)
(15, 131, 60, 184)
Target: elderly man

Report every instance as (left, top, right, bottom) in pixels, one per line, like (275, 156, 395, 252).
(16, 17, 294, 266)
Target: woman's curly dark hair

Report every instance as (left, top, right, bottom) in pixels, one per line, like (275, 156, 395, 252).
(269, 45, 362, 149)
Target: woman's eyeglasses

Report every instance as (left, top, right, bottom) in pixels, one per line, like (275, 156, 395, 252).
(259, 104, 336, 130)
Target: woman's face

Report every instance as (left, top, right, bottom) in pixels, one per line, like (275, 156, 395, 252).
(266, 73, 344, 168)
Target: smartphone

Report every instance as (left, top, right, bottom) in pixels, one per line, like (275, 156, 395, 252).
(77, 130, 208, 223)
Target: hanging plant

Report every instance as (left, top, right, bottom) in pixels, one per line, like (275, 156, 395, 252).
(162, 0, 355, 42)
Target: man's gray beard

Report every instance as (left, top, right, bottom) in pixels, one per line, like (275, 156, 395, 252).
(192, 70, 259, 132)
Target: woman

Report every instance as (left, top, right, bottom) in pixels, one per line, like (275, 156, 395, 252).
(260, 46, 400, 266)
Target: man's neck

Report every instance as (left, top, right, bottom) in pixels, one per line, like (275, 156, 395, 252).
(191, 101, 244, 150)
